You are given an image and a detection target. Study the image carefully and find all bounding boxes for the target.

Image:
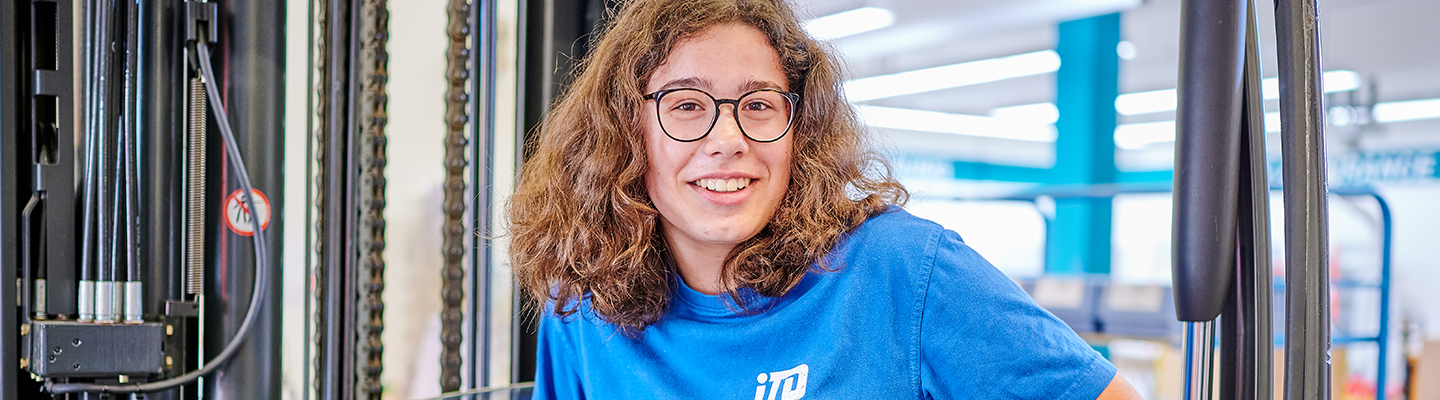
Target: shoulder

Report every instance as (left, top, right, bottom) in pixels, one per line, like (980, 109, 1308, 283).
(826, 207, 983, 294)
(537, 297, 621, 344)
(837, 207, 957, 255)
(851, 207, 953, 239)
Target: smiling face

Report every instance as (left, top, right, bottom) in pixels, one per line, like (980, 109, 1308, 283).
(643, 23, 794, 268)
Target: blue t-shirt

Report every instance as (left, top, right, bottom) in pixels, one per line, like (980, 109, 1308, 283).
(534, 209, 1115, 399)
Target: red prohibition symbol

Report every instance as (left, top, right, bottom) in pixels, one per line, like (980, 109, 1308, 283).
(223, 188, 272, 236)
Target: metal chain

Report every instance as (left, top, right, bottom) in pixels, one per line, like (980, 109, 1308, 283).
(310, 0, 330, 397)
(357, 0, 390, 398)
(440, 0, 472, 392)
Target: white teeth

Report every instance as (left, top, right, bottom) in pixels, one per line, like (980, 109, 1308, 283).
(695, 178, 751, 192)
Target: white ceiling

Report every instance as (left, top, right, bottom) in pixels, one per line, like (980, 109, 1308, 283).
(790, 0, 1440, 166)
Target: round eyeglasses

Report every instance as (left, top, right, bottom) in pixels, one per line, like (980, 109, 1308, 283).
(642, 88, 801, 143)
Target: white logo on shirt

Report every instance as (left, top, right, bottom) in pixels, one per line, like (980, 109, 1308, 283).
(753, 364, 808, 400)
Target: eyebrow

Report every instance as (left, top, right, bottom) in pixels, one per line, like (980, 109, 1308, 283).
(657, 77, 713, 92)
(738, 79, 785, 93)
(655, 77, 786, 94)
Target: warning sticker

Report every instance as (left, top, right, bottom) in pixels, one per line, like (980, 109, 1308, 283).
(223, 189, 272, 236)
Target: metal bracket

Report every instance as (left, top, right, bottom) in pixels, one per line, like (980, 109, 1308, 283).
(31, 70, 62, 96)
(185, 1, 217, 44)
(164, 299, 199, 317)
(26, 320, 164, 378)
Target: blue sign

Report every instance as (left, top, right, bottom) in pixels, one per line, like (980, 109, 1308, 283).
(1326, 151, 1440, 187)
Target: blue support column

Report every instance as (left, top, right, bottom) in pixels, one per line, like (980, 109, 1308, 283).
(1048, 13, 1121, 274)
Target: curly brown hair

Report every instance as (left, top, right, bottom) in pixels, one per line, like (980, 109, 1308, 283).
(508, 0, 908, 333)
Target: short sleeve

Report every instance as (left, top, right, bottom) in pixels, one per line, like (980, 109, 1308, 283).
(533, 310, 586, 400)
(918, 229, 1115, 400)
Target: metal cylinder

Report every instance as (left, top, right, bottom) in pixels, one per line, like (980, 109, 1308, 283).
(124, 281, 142, 323)
(1185, 320, 1217, 400)
(141, 0, 186, 322)
(202, 0, 285, 397)
(95, 281, 115, 322)
(34, 279, 48, 319)
(78, 280, 96, 322)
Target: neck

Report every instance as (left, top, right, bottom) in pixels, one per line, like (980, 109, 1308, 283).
(664, 233, 732, 296)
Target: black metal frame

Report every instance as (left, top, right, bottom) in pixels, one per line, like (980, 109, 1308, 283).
(1172, 0, 1331, 398)
(1, 2, 21, 396)
(1, 0, 285, 397)
(469, 0, 498, 391)
(317, 0, 358, 398)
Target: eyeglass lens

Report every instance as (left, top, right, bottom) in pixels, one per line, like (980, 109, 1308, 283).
(655, 89, 795, 142)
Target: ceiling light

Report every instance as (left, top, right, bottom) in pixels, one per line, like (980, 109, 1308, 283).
(857, 105, 1057, 142)
(1373, 98, 1440, 123)
(1114, 121, 1175, 150)
(1114, 89, 1177, 116)
(803, 7, 895, 41)
(844, 50, 1061, 102)
(1261, 70, 1362, 100)
(1114, 111, 1282, 150)
(1116, 41, 1137, 60)
(991, 103, 1060, 125)
(1115, 70, 1362, 116)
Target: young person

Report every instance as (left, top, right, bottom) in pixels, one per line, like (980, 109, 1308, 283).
(508, 0, 1143, 398)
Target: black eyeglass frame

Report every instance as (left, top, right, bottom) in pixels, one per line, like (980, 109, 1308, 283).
(641, 88, 802, 143)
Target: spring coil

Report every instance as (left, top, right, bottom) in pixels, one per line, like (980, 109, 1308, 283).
(186, 77, 206, 296)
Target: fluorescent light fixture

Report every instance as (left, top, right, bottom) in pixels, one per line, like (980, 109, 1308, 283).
(1114, 121, 1175, 150)
(1115, 70, 1362, 116)
(1114, 89, 1177, 116)
(845, 50, 1061, 102)
(1373, 98, 1440, 123)
(1262, 70, 1362, 100)
(803, 7, 895, 41)
(1114, 111, 1282, 150)
(991, 103, 1060, 124)
(857, 105, 1057, 142)
(1118, 95, 1440, 149)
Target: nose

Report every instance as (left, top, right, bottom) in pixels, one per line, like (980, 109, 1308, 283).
(701, 104, 749, 157)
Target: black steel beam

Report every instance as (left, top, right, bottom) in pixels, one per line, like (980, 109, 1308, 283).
(318, 0, 356, 397)
(1, 0, 21, 396)
(202, 0, 286, 398)
(468, 0, 497, 389)
(139, 3, 189, 398)
(1274, 0, 1331, 398)
(141, 0, 185, 320)
(33, 0, 77, 318)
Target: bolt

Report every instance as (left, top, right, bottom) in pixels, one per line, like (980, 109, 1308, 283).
(72, 362, 80, 370)
(52, 346, 62, 355)
(71, 338, 82, 347)
(47, 355, 55, 363)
